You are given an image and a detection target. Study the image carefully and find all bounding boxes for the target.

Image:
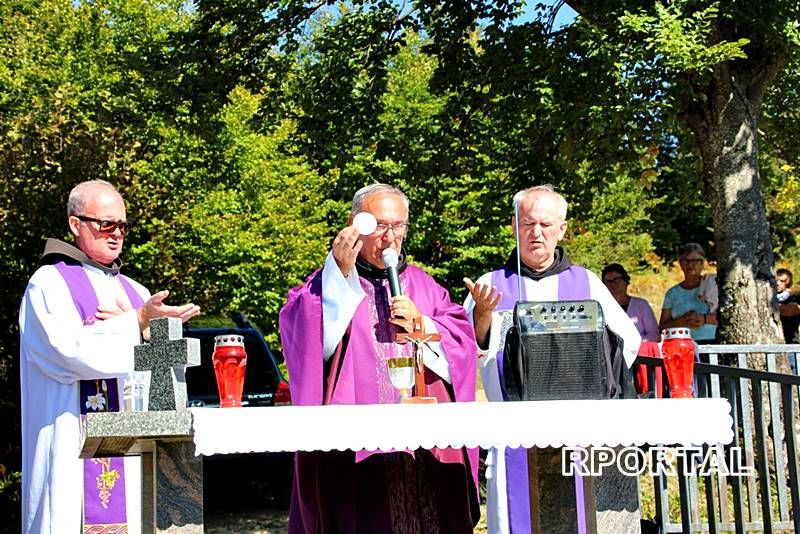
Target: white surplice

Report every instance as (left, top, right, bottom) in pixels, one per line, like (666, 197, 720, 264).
(19, 263, 149, 534)
(464, 268, 642, 534)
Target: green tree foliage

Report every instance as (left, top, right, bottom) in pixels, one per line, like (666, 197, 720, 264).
(564, 0, 799, 343)
(133, 87, 336, 346)
(373, 32, 516, 287)
(421, 0, 799, 342)
(0, 0, 195, 525)
(566, 158, 662, 272)
(1, 0, 800, 521)
(761, 46, 800, 263)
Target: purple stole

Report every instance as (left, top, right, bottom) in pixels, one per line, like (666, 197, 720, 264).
(53, 261, 144, 533)
(490, 265, 591, 534)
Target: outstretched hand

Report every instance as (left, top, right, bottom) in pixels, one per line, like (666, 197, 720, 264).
(136, 290, 201, 338)
(463, 277, 501, 349)
(464, 277, 502, 315)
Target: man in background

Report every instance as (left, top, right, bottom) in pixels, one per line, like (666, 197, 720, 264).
(777, 268, 799, 342)
(19, 180, 200, 534)
(777, 268, 799, 373)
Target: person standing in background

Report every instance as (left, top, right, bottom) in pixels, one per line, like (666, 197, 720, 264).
(659, 242, 718, 343)
(602, 263, 660, 342)
(777, 268, 799, 374)
(777, 268, 800, 343)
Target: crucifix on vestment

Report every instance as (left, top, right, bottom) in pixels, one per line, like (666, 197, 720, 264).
(394, 317, 440, 403)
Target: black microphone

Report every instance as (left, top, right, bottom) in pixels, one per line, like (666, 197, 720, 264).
(381, 248, 402, 297)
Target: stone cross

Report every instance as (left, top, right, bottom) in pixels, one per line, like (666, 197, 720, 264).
(134, 317, 200, 411)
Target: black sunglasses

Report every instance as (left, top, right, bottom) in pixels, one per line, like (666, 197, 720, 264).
(75, 215, 132, 235)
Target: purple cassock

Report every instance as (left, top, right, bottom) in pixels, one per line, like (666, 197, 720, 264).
(279, 261, 481, 533)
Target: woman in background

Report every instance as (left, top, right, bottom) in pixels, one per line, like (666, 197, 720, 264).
(602, 263, 660, 342)
(659, 242, 718, 343)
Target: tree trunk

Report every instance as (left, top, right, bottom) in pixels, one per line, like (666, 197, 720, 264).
(685, 64, 784, 346)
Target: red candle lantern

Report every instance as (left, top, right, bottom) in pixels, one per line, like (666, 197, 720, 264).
(212, 335, 247, 408)
(661, 328, 696, 398)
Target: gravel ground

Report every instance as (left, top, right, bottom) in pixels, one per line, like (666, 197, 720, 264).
(205, 505, 488, 533)
(206, 508, 289, 534)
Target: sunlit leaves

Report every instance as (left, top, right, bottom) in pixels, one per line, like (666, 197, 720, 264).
(619, 2, 749, 73)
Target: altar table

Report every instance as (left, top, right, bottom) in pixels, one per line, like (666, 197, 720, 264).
(189, 398, 733, 455)
(81, 398, 733, 534)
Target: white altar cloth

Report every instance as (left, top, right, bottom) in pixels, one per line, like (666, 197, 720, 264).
(190, 398, 733, 456)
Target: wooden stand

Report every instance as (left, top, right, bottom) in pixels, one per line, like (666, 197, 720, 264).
(395, 318, 439, 403)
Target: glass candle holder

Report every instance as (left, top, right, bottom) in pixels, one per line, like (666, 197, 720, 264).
(661, 328, 696, 398)
(213, 335, 248, 408)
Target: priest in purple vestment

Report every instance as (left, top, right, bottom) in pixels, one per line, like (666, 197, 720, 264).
(19, 180, 201, 534)
(279, 183, 481, 533)
(464, 185, 641, 534)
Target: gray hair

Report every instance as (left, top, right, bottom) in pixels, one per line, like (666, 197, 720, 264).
(513, 184, 568, 221)
(350, 183, 410, 217)
(678, 242, 705, 260)
(67, 180, 119, 216)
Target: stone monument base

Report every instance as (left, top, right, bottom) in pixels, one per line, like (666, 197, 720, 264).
(529, 447, 641, 534)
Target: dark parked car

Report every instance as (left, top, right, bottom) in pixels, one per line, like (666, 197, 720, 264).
(184, 312, 290, 408)
(183, 312, 294, 509)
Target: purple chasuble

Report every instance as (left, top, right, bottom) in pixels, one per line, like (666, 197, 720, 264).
(279, 263, 481, 532)
(489, 265, 591, 534)
(53, 261, 144, 532)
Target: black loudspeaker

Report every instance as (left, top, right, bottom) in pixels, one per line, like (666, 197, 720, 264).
(503, 300, 611, 401)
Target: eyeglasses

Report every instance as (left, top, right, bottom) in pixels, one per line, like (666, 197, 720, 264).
(75, 215, 132, 235)
(373, 222, 409, 237)
(603, 276, 626, 285)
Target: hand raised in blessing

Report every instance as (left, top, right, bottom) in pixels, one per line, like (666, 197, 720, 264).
(463, 278, 502, 315)
(463, 277, 502, 349)
(332, 224, 363, 277)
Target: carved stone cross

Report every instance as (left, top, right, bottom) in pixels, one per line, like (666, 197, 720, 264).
(134, 318, 200, 411)
(395, 318, 441, 401)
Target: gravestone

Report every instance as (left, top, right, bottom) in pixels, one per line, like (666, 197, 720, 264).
(82, 317, 204, 534)
(529, 447, 641, 534)
(134, 318, 201, 411)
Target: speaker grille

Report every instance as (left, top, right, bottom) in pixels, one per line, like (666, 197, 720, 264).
(518, 331, 607, 400)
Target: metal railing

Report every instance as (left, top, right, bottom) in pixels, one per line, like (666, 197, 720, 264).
(635, 344, 800, 533)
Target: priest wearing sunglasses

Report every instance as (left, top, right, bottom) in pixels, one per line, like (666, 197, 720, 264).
(18, 179, 201, 534)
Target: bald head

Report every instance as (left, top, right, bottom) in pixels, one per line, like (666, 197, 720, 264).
(67, 180, 121, 217)
(67, 180, 127, 265)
